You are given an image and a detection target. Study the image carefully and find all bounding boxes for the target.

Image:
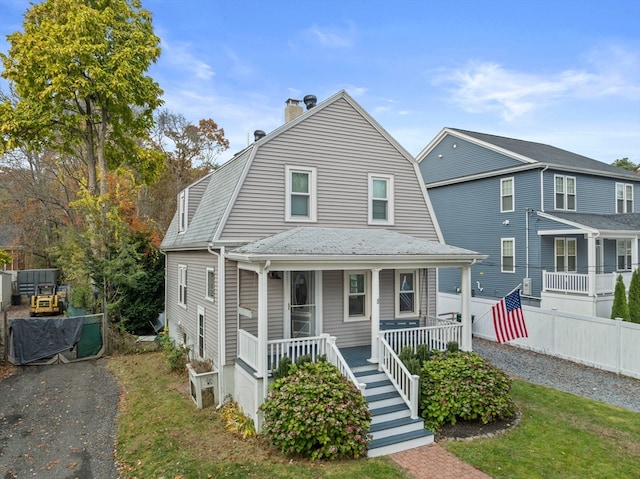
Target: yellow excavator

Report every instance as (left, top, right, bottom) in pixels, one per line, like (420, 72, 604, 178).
(29, 283, 63, 317)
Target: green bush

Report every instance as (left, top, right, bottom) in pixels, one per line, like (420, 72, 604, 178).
(611, 274, 630, 321)
(628, 269, 640, 324)
(420, 351, 515, 431)
(158, 328, 190, 372)
(260, 361, 371, 460)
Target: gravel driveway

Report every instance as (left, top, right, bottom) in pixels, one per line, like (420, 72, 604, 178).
(0, 359, 119, 479)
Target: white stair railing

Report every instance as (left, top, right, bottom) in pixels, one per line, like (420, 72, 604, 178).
(378, 334, 419, 419)
(323, 334, 366, 392)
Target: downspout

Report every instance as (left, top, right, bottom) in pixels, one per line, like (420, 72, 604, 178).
(208, 244, 226, 408)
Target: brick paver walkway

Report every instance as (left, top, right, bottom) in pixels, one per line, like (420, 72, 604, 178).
(390, 443, 491, 479)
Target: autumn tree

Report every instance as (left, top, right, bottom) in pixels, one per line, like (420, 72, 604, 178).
(140, 110, 229, 233)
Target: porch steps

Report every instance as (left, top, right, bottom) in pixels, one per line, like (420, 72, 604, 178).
(353, 364, 433, 458)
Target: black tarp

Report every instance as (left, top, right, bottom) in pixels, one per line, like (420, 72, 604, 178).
(11, 316, 84, 364)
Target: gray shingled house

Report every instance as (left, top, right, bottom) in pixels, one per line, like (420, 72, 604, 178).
(160, 91, 485, 456)
(417, 128, 640, 317)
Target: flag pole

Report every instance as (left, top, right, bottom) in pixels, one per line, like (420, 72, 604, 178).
(471, 283, 522, 324)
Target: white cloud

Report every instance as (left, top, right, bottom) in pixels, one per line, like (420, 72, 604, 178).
(304, 23, 355, 49)
(160, 36, 214, 81)
(436, 45, 640, 121)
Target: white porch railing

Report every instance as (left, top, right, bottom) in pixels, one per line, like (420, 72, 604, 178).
(381, 321, 462, 353)
(238, 328, 259, 371)
(378, 335, 420, 419)
(543, 271, 620, 295)
(237, 330, 365, 391)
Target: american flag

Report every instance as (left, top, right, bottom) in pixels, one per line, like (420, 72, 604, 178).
(492, 289, 528, 343)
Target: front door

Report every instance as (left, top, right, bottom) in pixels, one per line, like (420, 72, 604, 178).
(290, 271, 315, 337)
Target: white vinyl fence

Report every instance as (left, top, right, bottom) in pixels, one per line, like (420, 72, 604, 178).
(438, 293, 640, 379)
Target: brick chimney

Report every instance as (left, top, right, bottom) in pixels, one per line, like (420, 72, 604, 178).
(284, 98, 303, 123)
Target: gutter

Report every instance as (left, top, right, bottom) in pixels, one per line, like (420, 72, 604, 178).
(207, 244, 226, 409)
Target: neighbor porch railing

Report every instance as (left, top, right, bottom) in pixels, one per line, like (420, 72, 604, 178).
(237, 329, 364, 391)
(543, 271, 622, 295)
(378, 335, 420, 419)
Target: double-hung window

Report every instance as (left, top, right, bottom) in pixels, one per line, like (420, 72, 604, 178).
(554, 175, 576, 210)
(616, 183, 634, 213)
(396, 270, 419, 317)
(501, 177, 514, 212)
(197, 306, 205, 358)
(344, 271, 369, 321)
(368, 174, 394, 225)
(617, 239, 632, 271)
(285, 166, 317, 222)
(555, 238, 577, 272)
(205, 267, 215, 302)
(501, 238, 515, 273)
(178, 190, 188, 232)
(178, 264, 188, 307)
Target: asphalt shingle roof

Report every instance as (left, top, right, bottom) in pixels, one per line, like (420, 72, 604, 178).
(546, 212, 640, 232)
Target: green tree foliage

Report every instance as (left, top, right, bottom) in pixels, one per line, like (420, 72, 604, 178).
(0, 0, 164, 197)
(611, 274, 630, 321)
(0, 249, 12, 267)
(628, 269, 640, 324)
(611, 157, 639, 173)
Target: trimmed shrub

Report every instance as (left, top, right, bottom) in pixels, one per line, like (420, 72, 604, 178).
(420, 351, 515, 431)
(260, 361, 370, 460)
(628, 268, 640, 324)
(611, 274, 630, 321)
(158, 328, 190, 372)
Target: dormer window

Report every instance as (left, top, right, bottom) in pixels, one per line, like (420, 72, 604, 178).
(616, 183, 633, 213)
(368, 174, 394, 225)
(554, 175, 576, 210)
(285, 165, 317, 222)
(178, 190, 188, 232)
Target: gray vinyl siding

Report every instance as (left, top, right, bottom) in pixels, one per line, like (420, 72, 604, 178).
(542, 169, 640, 214)
(165, 250, 219, 365)
(220, 97, 437, 241)
(428, 169, 541, 299)
(224, 258, 237, 364)
(420, 134, 524, 184)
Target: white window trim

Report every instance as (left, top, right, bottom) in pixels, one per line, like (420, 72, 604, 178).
(501, 238, 515, 273)
(343, 270, 370, 322)
(285, 165, 317, 222)
(554, 238, 577, 272)
(205, 267, 215, 303)
(500, 177, 514, 213)
(554, 175, 576, 211)
(178, 189, 188, 233)
(178, 264, 187, 308)
(617, 239, 632, 271)
(395, 269, 419, 318)
(368, 173, 395, 225)
(616, 183, 634, 213)
(197, 305, 205, 359)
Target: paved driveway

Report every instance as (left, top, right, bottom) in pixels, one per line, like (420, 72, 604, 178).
(0, 359, 119, 479)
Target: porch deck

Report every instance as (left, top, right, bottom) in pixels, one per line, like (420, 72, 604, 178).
(340, 345, 372, 369)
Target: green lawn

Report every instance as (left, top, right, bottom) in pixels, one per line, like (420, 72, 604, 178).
(108, 352, 640, 479)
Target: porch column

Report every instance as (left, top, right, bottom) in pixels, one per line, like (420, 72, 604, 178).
(587, 233, 596, 297)
(369, 268, 381, 363)
(632, 236, 639, 271)
(460, 265, 472, 352)
(257, 269, 268, 390)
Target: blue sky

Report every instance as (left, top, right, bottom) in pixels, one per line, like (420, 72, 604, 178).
(1, 0, 639, 165)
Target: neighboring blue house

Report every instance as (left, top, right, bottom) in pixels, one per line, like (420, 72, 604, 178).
(417, 128, 640, 318)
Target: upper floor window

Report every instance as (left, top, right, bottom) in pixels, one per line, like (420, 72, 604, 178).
(617, 239, 632, 271)
(178, 264, 188, 307)
(285, 165, 317, 222)
(178, 190, 188, 232)
(501, 177, 514, 212)
(501, 238, 515, 273)
(555, 238, 577, 272)
(205, 267, 215, 302)
(396, 270, 419, 317)
(554, 175, 576, 210)
(344, 271, 369, 321)
(616, 183, 634, 213)
(368, 174, 394, 224)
